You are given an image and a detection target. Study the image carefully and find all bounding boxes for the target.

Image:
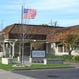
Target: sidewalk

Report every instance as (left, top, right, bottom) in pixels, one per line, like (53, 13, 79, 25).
(0, 69, 36, 79)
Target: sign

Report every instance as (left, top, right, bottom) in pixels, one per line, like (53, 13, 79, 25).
(32, 50, 45, 58)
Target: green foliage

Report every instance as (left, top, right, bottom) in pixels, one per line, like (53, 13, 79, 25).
(62, 55, 72, 61)
(72, 56, 79, 62)
(46, 54, 62, 59)
(41, 24, 48, 26)
(61, 34, 79, 55)
(47, 54, 72, 60)
(65, 35, 79, 47)
(46, 54, 79, 62)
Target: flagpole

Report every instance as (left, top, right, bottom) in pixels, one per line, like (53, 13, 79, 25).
(22, 5, 25, 64)
(21, 5, 24, 24)
(20, 1, 36, 64)
(21, 0, 26, 64)
(19, 3, 24, 64)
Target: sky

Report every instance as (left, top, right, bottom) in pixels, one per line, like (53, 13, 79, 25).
(0, 0, 79, 30)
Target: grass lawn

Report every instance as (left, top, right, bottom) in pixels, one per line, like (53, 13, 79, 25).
(0, 64, 13, 71)
(13, 64, 71, 71)
(0, 63, 71, 71)
(0, 58, 70, 71)
(25, 64, 70, 69)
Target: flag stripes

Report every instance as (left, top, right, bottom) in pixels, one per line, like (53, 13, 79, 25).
(23, 8, 36, 19)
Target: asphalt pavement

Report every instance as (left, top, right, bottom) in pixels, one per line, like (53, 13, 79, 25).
(0, 62, 79, 79)
(12, 68, 79, 79)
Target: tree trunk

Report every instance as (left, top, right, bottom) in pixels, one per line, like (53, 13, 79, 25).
(69, 49, 73, 56)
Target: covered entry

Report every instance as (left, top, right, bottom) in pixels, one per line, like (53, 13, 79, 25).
(1, 24, 48, 64)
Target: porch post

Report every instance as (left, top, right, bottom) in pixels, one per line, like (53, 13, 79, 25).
(29, 42, 32, 64)
(46, 42, 48, 54)
(19, 41, 21, 62)
(1, 42, 6, 57)
(12, 42, 15, 57)
(10, 42, 15, 58)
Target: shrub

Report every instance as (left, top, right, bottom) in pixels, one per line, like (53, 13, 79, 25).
(72, 56, 79, 62)
(46, 54, 63, 60)
(62, 55, 72, 60)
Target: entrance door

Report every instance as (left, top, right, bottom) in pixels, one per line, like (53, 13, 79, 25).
(24, 43, 30, 56)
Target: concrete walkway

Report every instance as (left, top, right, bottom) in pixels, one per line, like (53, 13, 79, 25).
(0, 69, 36, 79)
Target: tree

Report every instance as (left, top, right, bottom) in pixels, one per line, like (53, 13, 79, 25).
(41, 24, 48, 26)
(61, 34, 79, 55)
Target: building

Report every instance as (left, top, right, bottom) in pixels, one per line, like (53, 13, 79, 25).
(0, 23, 79, 58)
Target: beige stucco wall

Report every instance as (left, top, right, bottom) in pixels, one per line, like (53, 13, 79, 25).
(50, 43, 79, 56)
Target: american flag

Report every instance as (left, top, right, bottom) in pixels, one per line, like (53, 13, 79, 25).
(23, 8, 36, 19)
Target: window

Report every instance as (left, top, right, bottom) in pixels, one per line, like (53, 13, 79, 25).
(64, 46, 68, 52)
(58, 45, 63, 52)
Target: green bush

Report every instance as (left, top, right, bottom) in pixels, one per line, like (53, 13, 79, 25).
(46, 54, 53, 59)
(72, 56, 79, 62)
(46, 54, 63, 60)
(62, 55, 72, 60)
(46, 54, 79, 62)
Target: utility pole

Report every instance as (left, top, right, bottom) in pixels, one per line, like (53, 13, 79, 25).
(50, 19, 53, 26)
(54, 21, 57, 27)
